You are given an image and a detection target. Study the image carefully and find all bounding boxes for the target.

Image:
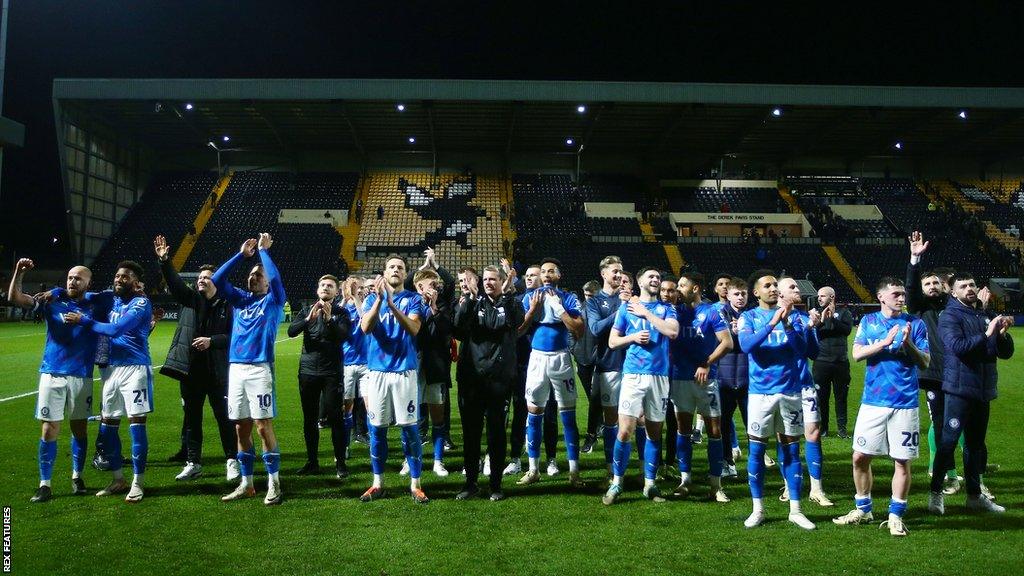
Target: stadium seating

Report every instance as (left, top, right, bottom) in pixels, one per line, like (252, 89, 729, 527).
(357, 172, 505, 275)
(184, 171, 358, 302)
(675, 239, 860, 304)
(664, 186, 783, 213)
(90, 171, 219, 289)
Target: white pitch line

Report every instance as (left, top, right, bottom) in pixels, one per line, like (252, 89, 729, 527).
(0, 335, 297, 404)
(0, 331, 47, 339)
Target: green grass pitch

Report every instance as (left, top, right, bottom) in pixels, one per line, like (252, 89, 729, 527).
(0, 322, 1021, 575)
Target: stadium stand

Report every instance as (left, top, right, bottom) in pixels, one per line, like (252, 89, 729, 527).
(357, 172, 504, 275)
(664, 186, 784, 213)
(90, 171, 219, 289)
(183, 171, 358, 301)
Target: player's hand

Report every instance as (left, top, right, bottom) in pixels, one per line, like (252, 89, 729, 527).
(627, 300, 649, 319)
(154, 235, 171, 261)
(240, 238, 257, 257)
(152, 307, 165, 322)
(15, 258, 34, 274)
(618, 288, 631, 302)
(257, 233, 273, 251)
(824, 301, 836, 319)
(978, 286, 992, 309)
(63, 311, 83, 325)
(191, 337, 211, 351)
(421, 247, 436, 270)
(466, 271, 479, 296)
(545, 291, 566, 317)
(633, 330, 651, 345)
(882, 325, 900, 347)
(376, 276, 393, 301)
(500, 257, 512, 275)
(526, 290, 543, 314)
(694, 364, 710, 386)
(807, 308, 821, 328)
(730, 318, 739, 335)
(999, 316, 1014, 334)
(33, 291, 54, 304)
(771, 300, 792, 325)
(908, 231, 929, 258)
(306, 303, 321, 322)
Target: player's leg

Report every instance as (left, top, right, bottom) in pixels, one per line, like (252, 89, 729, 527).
(520, 352, 549, 484)
(395, 370, 428, 502)
(702, 381, 727, 502)
(32, 375, 64, 502)
(553, 371, 581, 484)
(883, 407, 920, 533)
(122, 367, 155, 500)
(596, 371, 622, 476)
(543, 392, 558, 474)
(812, 361, 832, 437)
(297, 374, 325, 473)
(661, 402, 679, 480)
(719, 385, 738, 472)
(604, 373, 643, 504)
(963, 400, 1001, 512)
(254, 417, 281, 505)
(178, 374, 206, 480)
(66, 374, 92, 493)
(247, 363, 281, 504)
(578, 364, 599, 452)
(833, 364, 851, 438)
(639, 376, 668, 502)
(223, 364, 257, 501)
(426, 384, 448, 476)
(743, 392, 774, 527)
(96, 368, 129, 497)
(323, 376, 346, 478)
(802, 386, 832, 505)
(361, 370, 391, 499)
(670, 380, 697, 493)
(779, 392, 813, 529)
(337, 367, 360, 478)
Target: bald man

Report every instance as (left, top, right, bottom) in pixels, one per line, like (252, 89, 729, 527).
(9, 259, 97, 502)
(812, 287, 854, 438)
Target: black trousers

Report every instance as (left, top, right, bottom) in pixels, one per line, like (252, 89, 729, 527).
(719, 384, 748, 465)
(663, 401, 678, 465)
(930, 393, 990, 496)
(924, 385, 958, 472)
(460, 380, 510, 492)
(813, 360, 851, 434)
(577, 363, 600, 437)
(298, 374, 346, 465)
(181, 369, 235, 462)
(508, 364, 559, 460)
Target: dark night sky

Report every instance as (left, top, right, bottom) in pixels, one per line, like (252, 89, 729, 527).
(2, 1, 1023, 262)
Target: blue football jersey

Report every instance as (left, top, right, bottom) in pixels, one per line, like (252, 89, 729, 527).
(39, 294, 97, 378)
(613, 300, 677, 376)
(342, 302, 367, 365)
(671, 302, 729, 381)
(522, 287, 582, 352)
(737, 306, 807, 395)
(363, 290, 423, 372)
(854, 312, 929, 408)
(791, 310, 820, 389)
(587, 290, 626, 373)
(85, 294, 152, 367)
(214, 250, 287, 364)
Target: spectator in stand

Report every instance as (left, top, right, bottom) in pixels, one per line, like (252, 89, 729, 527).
(376, 205, 384, 220)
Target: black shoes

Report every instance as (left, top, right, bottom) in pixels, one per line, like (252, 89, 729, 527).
(455, 484, 480, 500)
(581, 434, 597, 454)
(336, 462, 349, 479)
(31, 485, 53, 503)
(296, 462, 320, 475)
(71, 478, 87, 495)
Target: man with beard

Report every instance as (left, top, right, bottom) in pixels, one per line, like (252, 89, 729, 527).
(9, 259, 96, 502)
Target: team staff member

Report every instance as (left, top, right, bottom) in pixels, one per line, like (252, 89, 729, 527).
(154, 236, 237, 483)
(812, 286, 853, 438)
(928, 273, 1014, 515)
(288, 275, 351, 478)
(453, 265, 525, 501)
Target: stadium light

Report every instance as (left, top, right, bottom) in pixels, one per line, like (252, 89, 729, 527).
(958, 110, 968, 120)
(185, 103, 194, 111)
(566, 138, 575, 146)
(894, 142, 903, 150)
(223, 135, 230, 142)
(397, 103, 406, 112)
(408, 136, 416, 143)
(577, 105, 587, 114)
(771, 107, 782, 117)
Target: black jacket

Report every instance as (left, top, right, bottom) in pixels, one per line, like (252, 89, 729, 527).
(288, 302, 350, 377)
(454, 293, 525, 385)
(940, 297, 1014, 401)
(158, 259, 231, 383)
(906, 260, 947, 387)
(570, 305, 597, 367)
(406, 266, 457, 387)
(812, 306, 853, 363)
(717, 303, 749, 390)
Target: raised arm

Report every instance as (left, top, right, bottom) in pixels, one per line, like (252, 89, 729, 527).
(157, 236, 198, 306)
(905, 231, 928, 313)
(213, 240, 255, 304)
(258, 233, 286, 305)
(7, 259, 36, 308)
